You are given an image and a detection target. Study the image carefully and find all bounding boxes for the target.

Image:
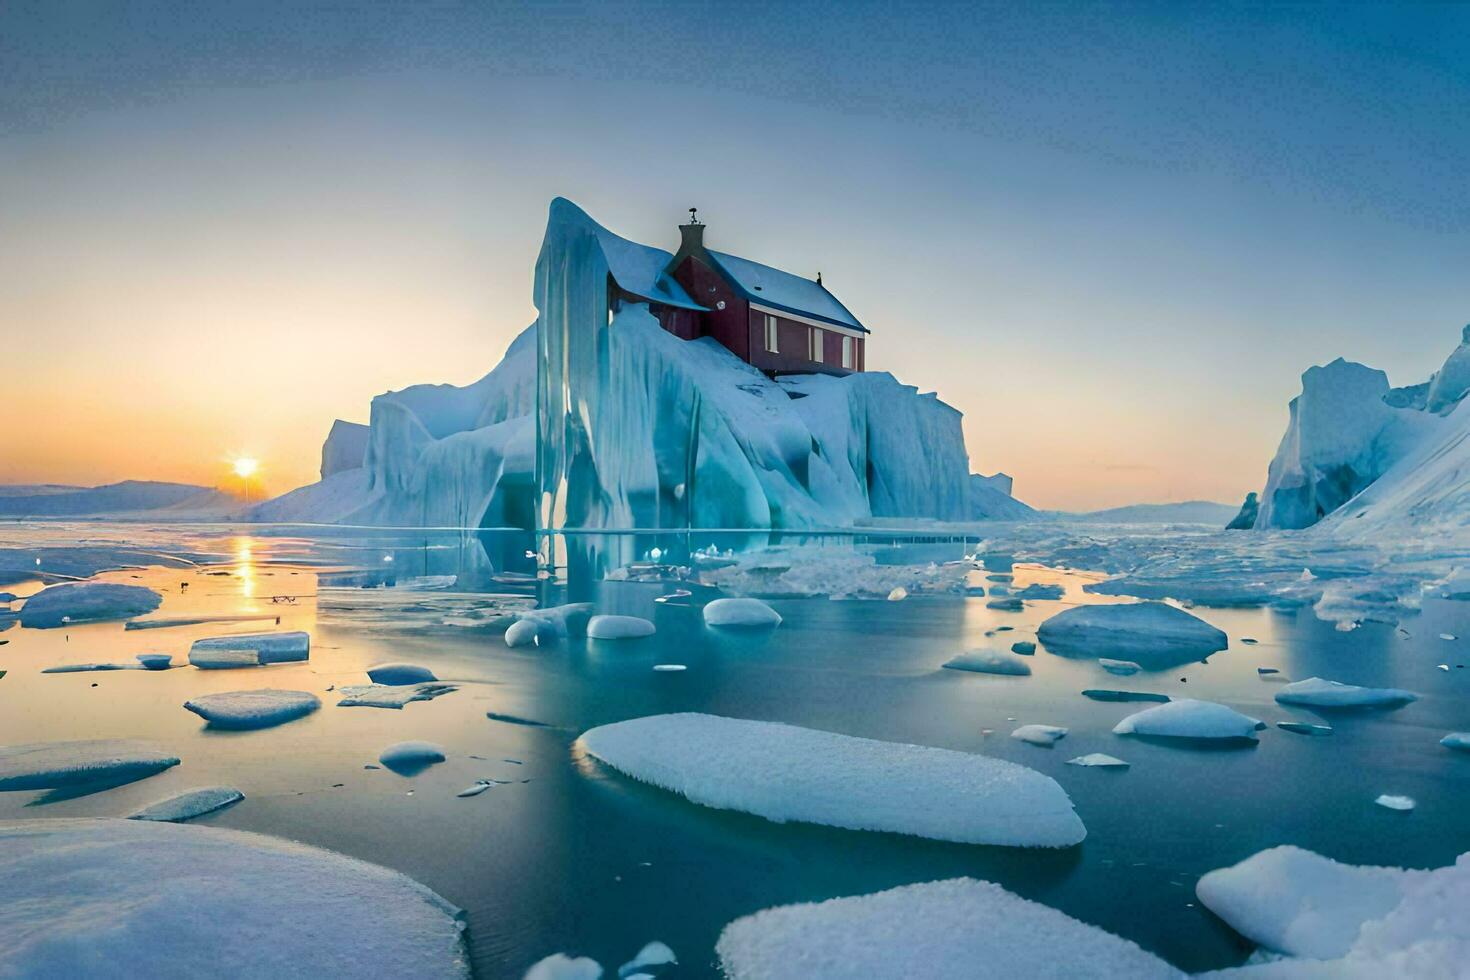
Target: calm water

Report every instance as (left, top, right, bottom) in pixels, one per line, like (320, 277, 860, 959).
(1, 525, 1468, 977)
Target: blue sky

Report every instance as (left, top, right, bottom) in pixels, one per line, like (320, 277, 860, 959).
(2, 1, 1468, 508)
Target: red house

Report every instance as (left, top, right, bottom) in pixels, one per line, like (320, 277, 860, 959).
(606, 210, 868, 376)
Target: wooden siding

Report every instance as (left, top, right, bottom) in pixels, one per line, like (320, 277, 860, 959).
(668, 256, 749, 361)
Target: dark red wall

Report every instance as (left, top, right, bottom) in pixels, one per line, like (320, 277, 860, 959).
(746, 308, 862, 375)
(669, 257, 748, 361)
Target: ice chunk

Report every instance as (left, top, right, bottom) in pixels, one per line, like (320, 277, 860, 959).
(456, 783, 492, 798)
(1100, 659, 1142, 675)
(1037, 602, 1227, 662)
(618, 941, 675, 978)
(19, 582, 162, 628)
(652, 664, 686, 672)
(586, 615, 655, 639)
(1277, 722, 1333, 736)
(504, 619, 546, 647)
(702, 597, 781, 628)
(1010, 640, 1036, 655)
(986, 596, 1024, 611)
(943, 649, 1031, 676)
(1274, 677, 1418, 709)
(1067, 753, 1129, 768)
(129, 786, 244, 822)
(518, 602, 595, 639)
(337, 682, 457, 709)
(183, 690, 321, 730)
(379, 741, 446, 775)
(136, 653, 172, 670)
(1442, 732, 1470, 752)
(1081, 689, 1170, 703)
(43, 662, 145, 673)
(1011, 725, 1067, 746)
(1375, 794, 1415, 811)
(715, 878, 1180, 979)
(0, 818, 468, 977)
(1113, 700, 1261, 741)
(1014, 583, 1065, 600)
(367, 663, 438, 685)
(576, 713, 1085, 847)
(189, 631, 309, 669)
(524, 953, 603, 980)
(887, 587, 908, 601)
(0, 740, 179, 790)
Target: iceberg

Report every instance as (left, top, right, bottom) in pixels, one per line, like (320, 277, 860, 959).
(337, 682, 457, 709)
(1067, 753, 1129, 768)
(942, 649, 1032, 676)
(586, 615, 655, 639)
(1037, 602, 1227, 662)
(129, 786, 244, 822)
(524, 953, 603, 980)
(1099, 658, 1142, 675)
(0, 819, 468, 977)
(183, 690, 321, 730)
(504, 619, 547, 647)
(379, 741, 447, 775)
(1010, 640, 1036, 655)
(19, 582, 162, 628)
(702, 597, 782, 627)
(715, 878, 1180, 979)
(0, 740, 179, 791)
(1112, 700, 1261, 741)
(576, 713, 1085, 847)
(1014, 583, 1065, 600)
(367, 663, 438, 685)
(1011, 724, 1067, 746)
(1442, 732, 1470, 752)
(189, 631, 309, 669)
(617, 941, 676, 978)
(1374, 794, 1415, 811)
(1273, 677, 1417, 709)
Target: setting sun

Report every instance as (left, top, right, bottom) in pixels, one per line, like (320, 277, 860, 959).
(232, 457, 259, 479)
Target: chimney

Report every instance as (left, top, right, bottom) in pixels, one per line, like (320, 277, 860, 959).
(679, 206, 704, 251)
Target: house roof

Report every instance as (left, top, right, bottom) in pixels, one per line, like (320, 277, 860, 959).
(593, 222, 707, 312)
(705, 250, 868, 333)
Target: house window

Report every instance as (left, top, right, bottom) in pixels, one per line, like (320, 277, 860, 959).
(764, 314, 779, 353)
(810, 327, 823, 363)
(841, 336, 853, 369)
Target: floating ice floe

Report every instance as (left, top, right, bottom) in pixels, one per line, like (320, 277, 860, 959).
(1014, 583, 1065, 600)
(1442, 732, 1470, 752)
(1375, 794, 1415, 811)
(189, 631, 310, 669)
(379, 741, 446, 775)
(43, 661, 145, 673)
(504, 619, 545, 647)
(1273, 677, 1418, 709)
(943, 649, 1031, 676)
(137, 653, 172, 670)
(702, 597, 782, 627)
(986, 596, 1024, 611)
(1011, 725, 1067, 746)
(988, 585, 1011, 597)
(456, 782, 492, 798)
(367, 663, 438, 685)
(129, 786, 244, 822)
(653, 664, 686, 672)
(1037, 601, 1227, 662)
(1067, 753, 1129, 768)
(577, 713, 1085, 847)
(513, 602, 596, 644)
(618, 941, 676, 978)
(887, 587, 908, 601)
(0, 740, 179, 791)
(19, 582, 163, 628)
(715, 878, 1179, 979)
(184, 690, 321, 730)
(701, 547, 969, 600)
(524, 953, 603, 980)
(337, 682, 458, 709)
(1113, 700, 1262, 741)
(586, 615, 655, 639)
(0, 819, 468, 977)
(1277, 722, 1333, 736)
(1099, 659, 1141, 675)
(1010, 640, 1036, 655)
(125, 612, 280, 631)
(1082, 689, 1170, 703)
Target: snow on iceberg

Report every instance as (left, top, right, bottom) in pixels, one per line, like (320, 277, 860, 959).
(189, 631, 309, 669)
(942, 649, 1032, 676)
(1113, 700, 1262, 741)
(715, 878, 1180, 979)
(183, 690, 321, 730)
(1036, 602, 1227, 663)
(380, 741, 447, 775)
(0, 740, 179, 791)
(702, 597, 781, 627)
(18, 582, 162, 628)
(129, 786, 244, 822)
(586, 615, 655, 639)
(367, 663, 438, 685)
(1273, 677, 1417, 709)
(576, 713, 1085, 847)
(0, 818, 468, 977)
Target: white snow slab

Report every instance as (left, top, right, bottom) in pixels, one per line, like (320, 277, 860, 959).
(183, 690, 320, 730)
(943, 649, 1032, 676)
(716, 878, 1180, 979)
(1037, 602, 1227, 657)
(129, 786, 244, 822)
(1100, 658, 1142, 675)
(1067, 753, 1129, 768)
(19, 582, 162, 628)
(587, 615, 655, 639)
(524, 953, 603, 980)
(1113, 700, 1261, 741)
(618, 941, 676, 977)
(0, 740, 179, 791)
(703, 597, 781, 627)
(380, 741, 446, 774)
(1442, 732, 1470, 752)
(367, 663, 438, 685)
(1012, 725, 1067, 746)
(189, 631, 309, 669)
(337, 682, 457, 709)
(0, 818, 467, 977)
(1274, 677, 1417, 708)
(576, 713, 1085, 847)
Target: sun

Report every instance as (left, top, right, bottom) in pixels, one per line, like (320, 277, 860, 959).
(232, 457, 259, 479)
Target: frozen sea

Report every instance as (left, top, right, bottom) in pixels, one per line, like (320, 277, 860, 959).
(0, 521, 1467, 977)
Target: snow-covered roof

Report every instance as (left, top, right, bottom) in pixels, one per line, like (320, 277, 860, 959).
(589, 218, 706, 311)
(706, 250, 868, 332)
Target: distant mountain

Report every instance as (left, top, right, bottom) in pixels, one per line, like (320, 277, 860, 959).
(1057, 500, 1239, 525)
(0, 480, 238, 518)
